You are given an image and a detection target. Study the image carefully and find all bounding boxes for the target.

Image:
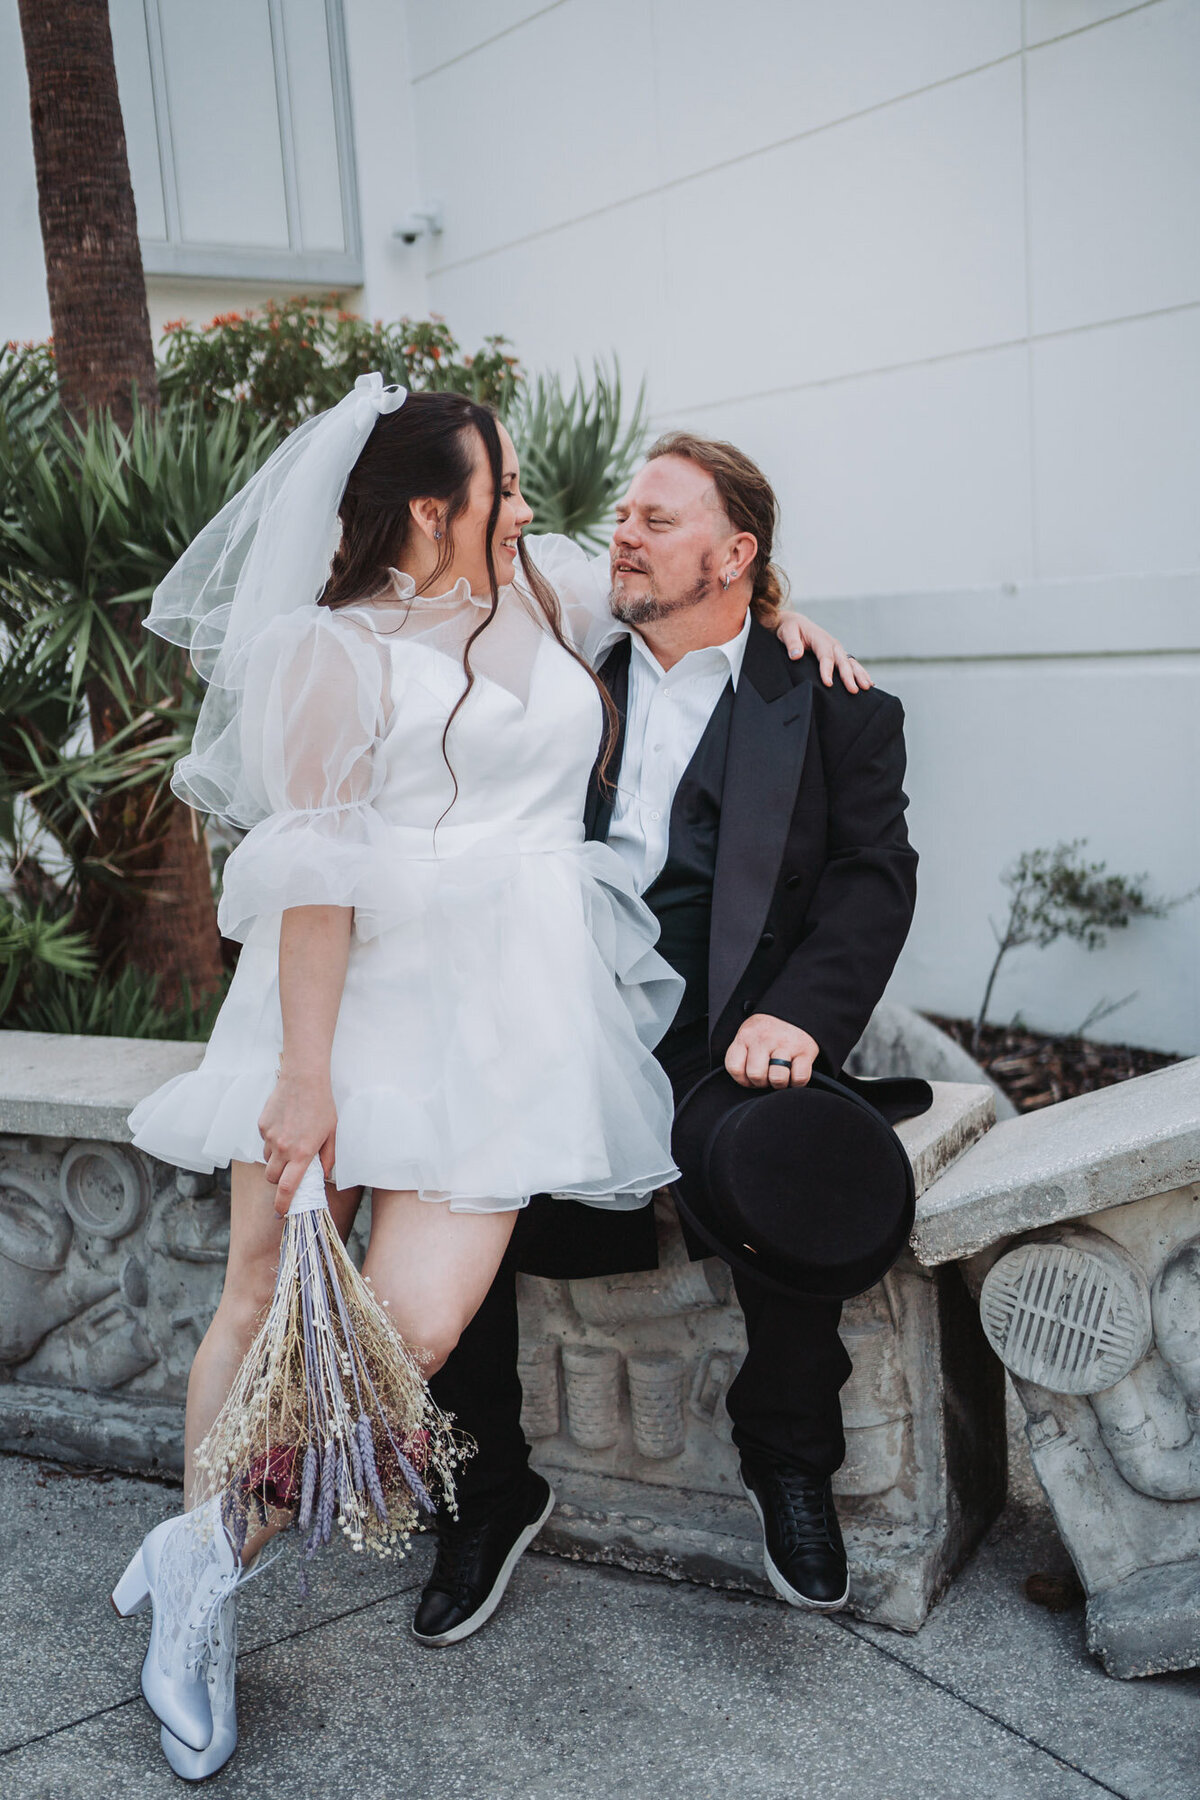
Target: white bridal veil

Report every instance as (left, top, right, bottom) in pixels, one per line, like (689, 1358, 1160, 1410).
(145, 372, 406, 825)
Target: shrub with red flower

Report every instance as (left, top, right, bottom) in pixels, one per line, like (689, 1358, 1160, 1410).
(155, 294, 521, 432)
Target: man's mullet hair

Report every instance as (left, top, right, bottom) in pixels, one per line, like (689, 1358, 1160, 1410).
(646, 431, 790, 625)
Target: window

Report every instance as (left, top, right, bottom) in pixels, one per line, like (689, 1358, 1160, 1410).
(111, 0, 362, 283)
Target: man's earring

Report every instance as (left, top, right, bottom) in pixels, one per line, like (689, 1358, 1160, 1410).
(721, 572, 732, 590)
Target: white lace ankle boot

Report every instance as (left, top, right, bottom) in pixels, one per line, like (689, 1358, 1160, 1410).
(111, 1496, 239, 1752)
(160, 1592, 238, 1780)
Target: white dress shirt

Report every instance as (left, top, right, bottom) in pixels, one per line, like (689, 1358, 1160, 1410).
(606, 614, 751, 894)
(518, 534, 751, 893)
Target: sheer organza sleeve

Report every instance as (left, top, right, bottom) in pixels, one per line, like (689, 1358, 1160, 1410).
(216, 607, 391, 943)
(521, 533, 621, 669)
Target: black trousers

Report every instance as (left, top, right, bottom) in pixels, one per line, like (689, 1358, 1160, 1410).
(430, 1021, 852, 1519)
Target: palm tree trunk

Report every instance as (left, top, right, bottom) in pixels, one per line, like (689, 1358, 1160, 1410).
(18, 0, 223, 1007)
(17, 0, 157, 427)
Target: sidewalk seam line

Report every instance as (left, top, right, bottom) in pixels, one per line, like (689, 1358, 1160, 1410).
(0, 1577, 422, 1760)
(837, 1618, 1135, 1800)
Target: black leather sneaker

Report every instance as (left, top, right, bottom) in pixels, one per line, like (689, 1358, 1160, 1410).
(412, 1470, 555, 1647)
(740, 1459, 850, 1611)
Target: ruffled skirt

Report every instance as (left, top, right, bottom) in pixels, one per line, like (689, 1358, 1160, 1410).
(128, 834, 684, 1211)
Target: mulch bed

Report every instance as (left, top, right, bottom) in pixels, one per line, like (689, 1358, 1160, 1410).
(927, 1015, 1183, 1115)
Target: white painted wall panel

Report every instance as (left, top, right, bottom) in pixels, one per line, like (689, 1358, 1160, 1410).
(429, 193, 669, 389)
(416, 0, 658, 263)
(1024, 0, 1160, 48)
(341, 0, 432, 321)
(404, 0, 556, 80)
(1032, 307, 1200, 578)
(880, 651, 1200, 1054)
(653, 0, 1021, 183)
(1026, 0, 1200, 333)
(676, 348, 1034, 599)
(655, 61, 1027, 411)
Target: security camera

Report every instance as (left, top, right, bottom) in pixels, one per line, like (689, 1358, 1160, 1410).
(392, 205, 443, 244)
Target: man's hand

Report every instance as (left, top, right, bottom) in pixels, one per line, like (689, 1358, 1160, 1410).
(725, 1015, 820, 1090)
(776, 613, 872, 692)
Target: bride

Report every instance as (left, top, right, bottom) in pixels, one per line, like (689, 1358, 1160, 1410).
(112, 374, 859, 1778)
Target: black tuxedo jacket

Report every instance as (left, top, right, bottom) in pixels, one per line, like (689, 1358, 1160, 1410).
(511, 616, 918, 1279)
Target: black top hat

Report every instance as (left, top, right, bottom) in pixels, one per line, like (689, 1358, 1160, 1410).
(671, 1069, 931, 1301)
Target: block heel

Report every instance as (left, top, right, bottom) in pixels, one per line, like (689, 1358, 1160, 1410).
(111, 1548, 150, 1616)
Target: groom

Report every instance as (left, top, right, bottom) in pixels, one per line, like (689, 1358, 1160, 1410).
(417, 431, 918, 1643)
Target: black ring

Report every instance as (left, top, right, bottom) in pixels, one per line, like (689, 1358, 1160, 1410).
(768, 1057, 792, 1069)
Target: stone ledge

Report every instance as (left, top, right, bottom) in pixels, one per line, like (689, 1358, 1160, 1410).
(900, 1082, 994, 1199)
(0, 1030, 994, 1206)
(1086, 1561, 1200, 1680)
(0, 1031, 203, 1143)
(910, 1057, 1200, 1267)
(0, 1380, 184, 1478)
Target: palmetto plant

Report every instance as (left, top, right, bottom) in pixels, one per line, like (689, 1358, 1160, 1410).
(511, 362, 647, 549)
(0, 355, 275, 1028)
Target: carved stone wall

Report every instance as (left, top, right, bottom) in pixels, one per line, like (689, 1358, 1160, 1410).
(0, 1031, 1002, 1634)
(970, 1190, 1200, 1678)
(912, 1056, 1200, 1678)
(0, 1134, 228, 1473)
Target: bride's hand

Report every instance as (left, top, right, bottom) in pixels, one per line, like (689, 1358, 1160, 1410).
(258, 1071, 338, 1218)
(777, 612, 873, 693)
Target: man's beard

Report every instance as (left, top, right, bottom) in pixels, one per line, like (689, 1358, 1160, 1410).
(609, 551, 715, 625)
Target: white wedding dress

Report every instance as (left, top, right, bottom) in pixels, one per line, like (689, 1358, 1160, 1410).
(129, 543, 683, 1212)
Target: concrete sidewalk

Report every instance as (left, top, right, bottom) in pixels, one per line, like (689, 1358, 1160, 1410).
(1, 1452, 1196, 1800)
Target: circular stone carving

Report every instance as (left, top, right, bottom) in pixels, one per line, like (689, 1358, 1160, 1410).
(0, 1170, 72, 1271)
(59, 1143, 149, 1240)
(980, 1234, 1152, 1395)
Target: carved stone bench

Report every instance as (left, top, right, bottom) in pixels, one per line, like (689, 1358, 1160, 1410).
(0, 1029, 999, 1632)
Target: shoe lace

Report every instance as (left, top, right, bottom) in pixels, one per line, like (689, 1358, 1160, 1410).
(429, 1518, 492, 1604)
(765, 1470, 838, 1560)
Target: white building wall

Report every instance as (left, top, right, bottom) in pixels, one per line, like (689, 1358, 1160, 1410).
(2, 0, 1197, 1050)
(410, 0, 1200, 1055)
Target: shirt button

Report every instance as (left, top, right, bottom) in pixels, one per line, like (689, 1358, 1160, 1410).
(650, 810, 661, 821)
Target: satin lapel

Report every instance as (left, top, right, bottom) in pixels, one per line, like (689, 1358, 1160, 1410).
(708, 630, 813, 1034)
(584, 636, 631, 843)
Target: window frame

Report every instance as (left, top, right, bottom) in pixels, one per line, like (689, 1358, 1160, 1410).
(136, 0, 363, 284)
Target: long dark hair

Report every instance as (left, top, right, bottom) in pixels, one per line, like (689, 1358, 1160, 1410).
(321, 391, 617, 799)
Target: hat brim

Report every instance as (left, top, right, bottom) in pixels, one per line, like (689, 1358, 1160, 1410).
(671, 1069, 916, 1301)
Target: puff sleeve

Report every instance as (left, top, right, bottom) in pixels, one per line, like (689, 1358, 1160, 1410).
(521, 533, 624, 669)
(216, 608, 391, 943)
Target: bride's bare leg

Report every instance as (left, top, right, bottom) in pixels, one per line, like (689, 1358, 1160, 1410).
(362, 1191, 519, 1377)
(183, 1159, 361, 1510)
